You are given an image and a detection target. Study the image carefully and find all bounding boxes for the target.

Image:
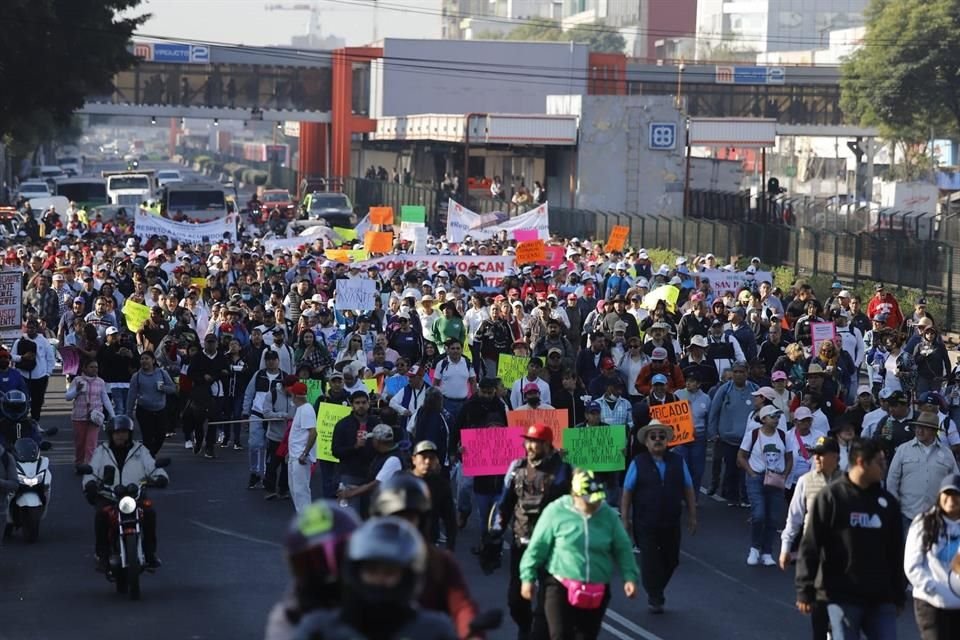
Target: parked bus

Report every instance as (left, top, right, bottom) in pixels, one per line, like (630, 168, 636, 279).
(54, 178, 108, 209)
(162, 183, 228, 222)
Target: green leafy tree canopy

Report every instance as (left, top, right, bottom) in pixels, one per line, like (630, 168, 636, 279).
(478, 18, 625, 53)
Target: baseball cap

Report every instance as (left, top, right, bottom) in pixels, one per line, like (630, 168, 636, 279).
(872, 312, 889, 322)
(810, 436, 840, 455)
(547, 347, 563, 357)
(751, 386, 777, 402)
(368, 424, 395, 443)
(771, 370, 788, 382)
(757, 405, 782, 420)
(105, 327, 119, 336)
(793, 406, 814, 421)
(286, 381, 308, 396)
(571, 469, 606, 504)
(856, 385, 873, 397)
(413, 440, 438, 456)
(651, 373, 668, 385)
(878, 387, 894, 400)
(600, 357, 616, 370)
(651, 347, 668, 361)
(522, 383, 541, 394)
(522, 424, 553, 443)
(887, 389, 909, 404)
(689, 335, 708, 348)
(939, 473, 960, 494)
(585, 401, 601, 413)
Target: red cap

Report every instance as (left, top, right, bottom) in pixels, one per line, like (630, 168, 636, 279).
(522, 382, 541, 394)
(536, 292, 547, 301)
(600, 357, 616, 370)
(522, 424, 553, 443)
(286, 381, 308, 396)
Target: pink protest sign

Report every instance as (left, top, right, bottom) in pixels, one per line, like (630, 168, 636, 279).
(539, 245, 565, 269)
(513, 229, 539, 243)
(460, 426, 525, 477)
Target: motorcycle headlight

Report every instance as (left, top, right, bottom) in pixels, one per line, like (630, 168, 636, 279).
(17, 474, 39, 487)
(118, 496, 137, 514)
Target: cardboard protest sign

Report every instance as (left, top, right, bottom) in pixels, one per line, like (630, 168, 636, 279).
(0, 268, 23, 343)
(811, 321, 837, 355)
(642, 285, 680, 313)
(315, 402, 352, 462)
(400, 205, 426, 224)
(122, 299, 151, 332)
(369, 206, 394, 225)
(333, 227, 358, 242)
(562, 425, 627, 472)
(326, 249, 369, 263)
(497, 354, 530, 388)
(507, 409, 567, 449)
(460, 427, 525, 477)
(648, 400, 695, 447)
(605, 225, 629, 252)
(363, 378, 379, 395)
(513, 229, 539, 242)
(515, 240, 546, 265)
(335, 279, 378, 311)
(364, 231, 394, 254)
(539, 245, 566, 269)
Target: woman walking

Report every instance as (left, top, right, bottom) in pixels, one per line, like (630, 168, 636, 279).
(904, 473, 960, 639)
(65, 360, 115, 470)
(127, 351, 177, 456)
(520, 469, 639, 640)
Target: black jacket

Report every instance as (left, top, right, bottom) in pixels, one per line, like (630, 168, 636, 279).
(498, 451, 572, 544)
(796, 475, 906, 607)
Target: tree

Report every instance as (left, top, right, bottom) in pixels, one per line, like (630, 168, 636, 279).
(840, 0, 960, 177)
(0, 0, 147, 140)
(478, 18, 625, 53)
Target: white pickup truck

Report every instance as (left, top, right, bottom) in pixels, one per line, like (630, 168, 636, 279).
(102, 170, 156, 208)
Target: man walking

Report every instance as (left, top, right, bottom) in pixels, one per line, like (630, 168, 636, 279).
(796, 439, 906, 640)
(11, 319, 55, 422)
(285, 381, 317, 513)
(708, 361, 758, 506)
(621, 420, 697, 614)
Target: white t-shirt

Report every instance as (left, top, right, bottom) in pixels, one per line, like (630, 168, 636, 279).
(287, 402, 318, 462)
(376, 455, 403, 482)
(883, 354, 903, 392)
(435, 356, 475, 400)
(740, 427, 788, 474)
(785, 426, 828, 488)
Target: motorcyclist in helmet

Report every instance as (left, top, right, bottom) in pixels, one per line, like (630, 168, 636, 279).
(294, 517, 457, 640)
(81, 415, 168, 572)
(265, 500, 362, 640)
(0, 390, 42, 449)
(370, 474, 482, 640)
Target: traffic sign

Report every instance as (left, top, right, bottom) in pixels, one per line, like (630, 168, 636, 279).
(649, 123, 677, 151)
(715, 65, 786, 85)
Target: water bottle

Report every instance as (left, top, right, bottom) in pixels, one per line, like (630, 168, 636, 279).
(338, 483, 349, 508)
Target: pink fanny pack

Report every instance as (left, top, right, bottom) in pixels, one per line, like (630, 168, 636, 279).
(559, 578, 606, 609)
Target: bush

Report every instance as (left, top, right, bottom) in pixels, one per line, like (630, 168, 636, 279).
(644, 248, 679, 272)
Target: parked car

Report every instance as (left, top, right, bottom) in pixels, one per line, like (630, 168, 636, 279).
(301, 192, 357, 227)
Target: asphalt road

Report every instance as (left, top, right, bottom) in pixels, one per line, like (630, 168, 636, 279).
(1, 376, 923, 640)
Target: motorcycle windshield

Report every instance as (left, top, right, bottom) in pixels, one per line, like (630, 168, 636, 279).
(14, 438, 39, 463)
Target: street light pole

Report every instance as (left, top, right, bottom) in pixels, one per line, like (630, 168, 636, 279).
(675, 59, 686, 109)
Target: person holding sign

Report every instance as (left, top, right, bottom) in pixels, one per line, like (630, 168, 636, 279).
(621, 421, 697, 614)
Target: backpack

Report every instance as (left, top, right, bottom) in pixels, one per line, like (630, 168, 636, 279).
(438, 354, 471, 377)
(750, 427, 787, 450)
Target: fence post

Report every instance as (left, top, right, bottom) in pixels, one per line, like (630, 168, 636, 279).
(921, 242, 929, 293)
(793, 229, 801, 277)
(948, 246, 955, 333)
(853, 236, 861, 287)
(812, 232, 819, 276)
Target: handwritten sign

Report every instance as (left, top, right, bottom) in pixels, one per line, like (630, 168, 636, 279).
(605, 225, 629, 252)
(507, 409, 567, 449)
(697, 268, 773, 295)
(516, 240, 546, 265)
(811, 321, 837, 355)
(364, 231, 394, 254)
(335, 279, 378, 311)
(122, 299, 151, 332)
(648, 400, 695, 447)
(497, 354, 530, 388)
(460, 427, 525, 476)
(315, 402, 351, 462)
(0, 268, 23, 342)
(563, 425, 627, 472)
(304, 378, 323, 406)
(369, 206, 394, 225)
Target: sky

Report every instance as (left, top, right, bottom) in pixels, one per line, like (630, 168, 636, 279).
(132, 0, 447, 47)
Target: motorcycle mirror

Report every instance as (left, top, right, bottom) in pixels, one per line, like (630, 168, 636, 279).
(39, 441, 52, 451)
(155, 457, 172, 468)
(43, 426, 58, 437)
(76, 464, 93, 475)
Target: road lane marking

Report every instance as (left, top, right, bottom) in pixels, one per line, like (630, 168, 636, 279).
(604, 609, 665, 640)
(601, 622, 636, 640)
(189, 520, 282, 548)
(679, 550, 794, 610)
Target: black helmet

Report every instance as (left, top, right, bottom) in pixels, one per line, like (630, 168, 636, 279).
(343, 517, 427, 607)
(0, 390, 28, 422)
(106, 415, 135, 434)
(284, 500, 361, 600)
(369, 474, 431, 518)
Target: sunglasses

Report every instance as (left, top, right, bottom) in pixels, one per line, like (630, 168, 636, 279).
(648, 434, 666, 441)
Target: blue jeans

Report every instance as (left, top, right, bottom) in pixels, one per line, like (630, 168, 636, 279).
(110, 387, 128, 417)
(719, 440, 746, 503)
(745, 474, 784, 554)
(826, 602, 897, 640)
(248, 417, 267, 476)
(455, 473, 497, 534)
(673, 435, 707, 494)
(442, 397, 466, 423)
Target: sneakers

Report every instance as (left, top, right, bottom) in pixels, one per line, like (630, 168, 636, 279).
(761, 554, 776, 567)
(739, 501, 752, 509)
(648, 602, 665, 614)
(264, 492, 278, 501)
(184, 440, 194, 450)
(247, 473, 262, 490)
(277, 492, 290, 500)
(233, 443, 244, 451)
(219, 440, 230, 449)
(144, 555, 162, 570)
(746, 548, 761, 566)
(203, 449, 214, 459)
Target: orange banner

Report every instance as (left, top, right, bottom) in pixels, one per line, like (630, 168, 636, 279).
(515, 240, 546, 265)
(648, 400, 695, 446)
(364, 231, 394, 254)
(369, 206, 394, 225)
(507, 409, 567, 449)
(605, 225, 629, 252)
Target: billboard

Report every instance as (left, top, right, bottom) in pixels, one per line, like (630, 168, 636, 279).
(133, 42, 210, 64)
